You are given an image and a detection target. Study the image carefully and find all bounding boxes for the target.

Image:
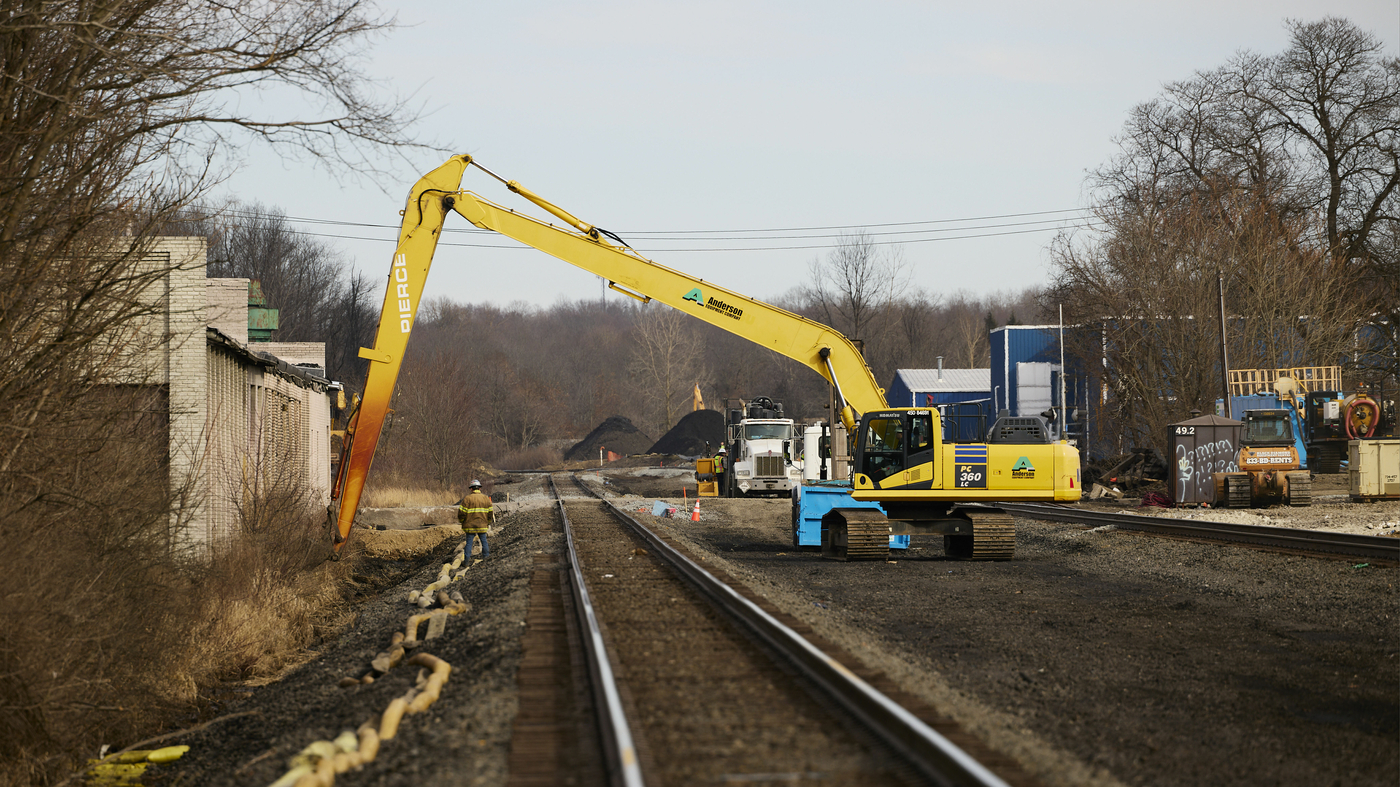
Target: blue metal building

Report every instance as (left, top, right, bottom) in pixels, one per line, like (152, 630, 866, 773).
(886, 364, 992, 443)
(886, 366, 992, 408)
(989, 325, 1089, 443)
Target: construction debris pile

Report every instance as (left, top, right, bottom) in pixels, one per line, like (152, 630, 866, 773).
(647, 409, 725, 456)
(564, 416, 653, 461)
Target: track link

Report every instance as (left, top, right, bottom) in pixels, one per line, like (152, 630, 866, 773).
(1288, 474, 1312, 507)
(1312, 444, 1342, 475)
(821, 509, 890, 561)
(945, 510, 1016, 561)
(1227, 476, 1250, 508)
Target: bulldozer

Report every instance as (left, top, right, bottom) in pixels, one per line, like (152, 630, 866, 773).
(1213, 409, 1311, 508)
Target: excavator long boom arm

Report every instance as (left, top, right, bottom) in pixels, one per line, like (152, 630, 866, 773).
(331, 155, 886, 548)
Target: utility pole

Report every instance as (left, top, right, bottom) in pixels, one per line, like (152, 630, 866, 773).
(1218, 272, 1231, 415)
(1059, 305, 1067, 441)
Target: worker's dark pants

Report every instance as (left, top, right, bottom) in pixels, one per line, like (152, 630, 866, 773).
(464, 532, 490, 560)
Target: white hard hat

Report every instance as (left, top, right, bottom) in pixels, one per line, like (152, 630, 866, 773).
(717, 448, 727, 454)
(469, 479, 482, 488)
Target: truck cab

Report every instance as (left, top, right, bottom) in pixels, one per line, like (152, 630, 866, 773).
(726, 397, 802, 497)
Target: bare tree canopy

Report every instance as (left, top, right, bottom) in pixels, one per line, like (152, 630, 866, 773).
(629, 304, 707, 435)
(1099, 17, 1397, 267)
(1048, 16, 1398, 457)
(802, 230, 911, 346)
(0, 3, 422, 780)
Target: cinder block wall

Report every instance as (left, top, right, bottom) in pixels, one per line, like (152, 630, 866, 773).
(130, 239, 333, 556)
(259, 342, 326, 370)
(207, 278, 250, 345)
(158, 238, 212, 553)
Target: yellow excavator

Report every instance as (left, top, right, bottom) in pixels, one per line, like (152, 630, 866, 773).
(330, 155, 1081, 560)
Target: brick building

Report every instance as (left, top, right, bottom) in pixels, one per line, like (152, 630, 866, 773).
(142, 238, 334, 554)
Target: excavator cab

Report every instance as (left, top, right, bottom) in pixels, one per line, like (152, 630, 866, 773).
(855, 410, 938, 485)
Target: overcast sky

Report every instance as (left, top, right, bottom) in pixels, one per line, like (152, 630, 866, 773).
(213, 1, 1398, 312)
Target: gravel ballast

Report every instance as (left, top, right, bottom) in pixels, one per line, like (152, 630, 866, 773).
(155, 471, 1397, 786)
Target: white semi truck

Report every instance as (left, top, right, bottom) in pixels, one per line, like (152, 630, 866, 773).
(724, 397, 803, 497)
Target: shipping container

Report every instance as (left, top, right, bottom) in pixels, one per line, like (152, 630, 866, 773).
(1349, 439, 1400, 501)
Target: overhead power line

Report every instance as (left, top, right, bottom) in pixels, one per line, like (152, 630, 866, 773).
(189, 204, 1100, 252)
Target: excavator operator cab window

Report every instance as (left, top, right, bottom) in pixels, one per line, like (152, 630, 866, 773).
(909, 416, 932, 452)
(861, 416, 904, 482)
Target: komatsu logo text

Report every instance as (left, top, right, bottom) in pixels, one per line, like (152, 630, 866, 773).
(682, 287, 743, 321)
(394, 253, 412, 333)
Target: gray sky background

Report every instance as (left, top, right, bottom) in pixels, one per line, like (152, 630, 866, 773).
(213, 1, 1399, 311)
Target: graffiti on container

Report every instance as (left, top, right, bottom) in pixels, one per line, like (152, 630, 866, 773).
(1176, 439, 1238, 502)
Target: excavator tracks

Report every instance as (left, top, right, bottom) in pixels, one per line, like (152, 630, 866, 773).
(1288, 474, 1312, 507)
(821, 509, 892, 561)
(944, 510, 1016, 561)
(822, 508, 1019, 561)
(1227, 476, 1251, 508)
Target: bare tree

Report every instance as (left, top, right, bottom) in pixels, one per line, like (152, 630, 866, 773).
(0, 2, 420, 779)
(194, 202, 347, 338)
(802, 231, 911, 348)
(1093, 16, 1398, 376)
(629, 305, 708, 435)
(392, 350, 481, 489)
(323, 270, 379, 384)
(1049, 182, 1369, 459)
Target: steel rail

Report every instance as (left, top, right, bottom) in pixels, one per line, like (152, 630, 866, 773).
(997, 502, 1400, 563)
(548, 476, 646, 787)
(569, 479, 1010, 787)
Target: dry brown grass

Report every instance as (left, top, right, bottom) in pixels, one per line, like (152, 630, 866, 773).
(360, 484, 463, 508)
(497, 444, 563, 471)
(0, 424, 360, 787)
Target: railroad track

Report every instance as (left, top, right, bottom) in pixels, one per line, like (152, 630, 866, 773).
(507, 473, 1034, 787)
(997, 502, 1400, 564)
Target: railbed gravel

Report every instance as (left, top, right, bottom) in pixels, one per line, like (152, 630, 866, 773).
(156, 470, 1396, 786)
(160, 504, 559, 787)
(634, 494, 1397, 787)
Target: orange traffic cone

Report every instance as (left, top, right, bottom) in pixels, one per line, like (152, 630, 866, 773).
(690, 500, 701, 522)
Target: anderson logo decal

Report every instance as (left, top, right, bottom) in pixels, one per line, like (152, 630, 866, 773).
(1011, 456, 1036, 479)
(682, 287, 744, 321)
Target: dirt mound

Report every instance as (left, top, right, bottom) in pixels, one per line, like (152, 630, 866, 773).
(565, 415, 653, 460)
(648, 409, 726, 456)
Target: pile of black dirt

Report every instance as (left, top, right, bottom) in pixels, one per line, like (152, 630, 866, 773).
(564, 416, 654, 461)
(647, 409, 726, 456)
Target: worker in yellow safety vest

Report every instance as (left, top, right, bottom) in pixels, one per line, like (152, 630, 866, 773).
(457, 480, 496, 562)
(714, 447, 728, 498)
